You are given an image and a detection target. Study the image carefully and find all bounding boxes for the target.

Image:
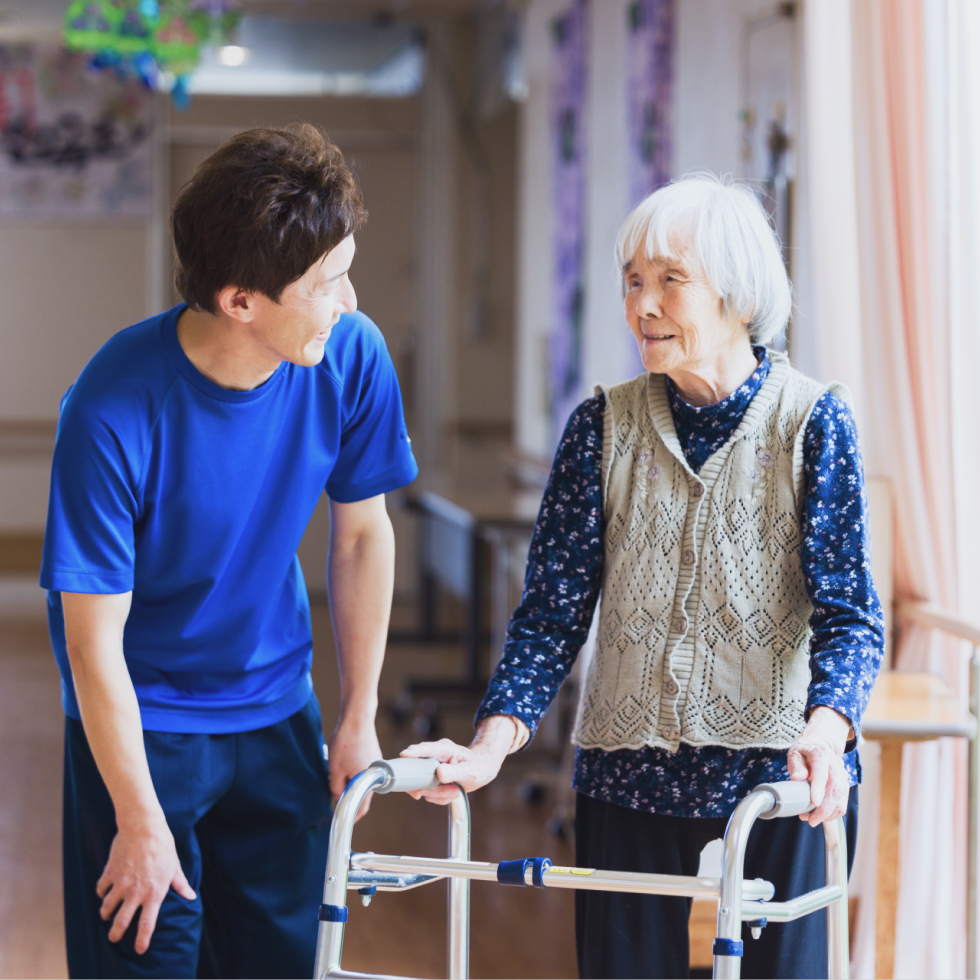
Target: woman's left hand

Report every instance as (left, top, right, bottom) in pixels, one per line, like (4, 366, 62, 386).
(786, 706, 853, 827)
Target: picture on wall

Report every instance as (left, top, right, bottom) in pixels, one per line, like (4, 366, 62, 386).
(0, 43, 155, 218)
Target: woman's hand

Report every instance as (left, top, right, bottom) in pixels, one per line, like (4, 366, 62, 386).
(400, 715, 524, 804)
(786, 706, 853, 826)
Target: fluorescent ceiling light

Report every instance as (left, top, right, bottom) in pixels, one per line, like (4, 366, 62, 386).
(217, 45, 250, 67)
(191, 16, 423, 98)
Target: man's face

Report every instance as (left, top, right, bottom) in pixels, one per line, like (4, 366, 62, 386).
(245, 235, 357, 367)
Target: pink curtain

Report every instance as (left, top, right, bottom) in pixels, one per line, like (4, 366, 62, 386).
(850, 0, 980, 975)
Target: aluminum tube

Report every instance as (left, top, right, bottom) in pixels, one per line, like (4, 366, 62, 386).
(969, 646, 980, 980)
(714, 789, 778, 980)
(350, 853, 775, 901)
(346, 871, 443, 892)
(352, 854, 499, 881)
(742, 885, 843, 922)
(824, 817, 850, 980)
(325, 969, 420, 980)
(448, 791, 471, 980)
(314, 768, 389, 980)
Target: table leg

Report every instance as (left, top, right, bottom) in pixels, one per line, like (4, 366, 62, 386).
(876, 740, 904, 979)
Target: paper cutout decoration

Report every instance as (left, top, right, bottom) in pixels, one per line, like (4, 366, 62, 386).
(63, 0, 242, 108)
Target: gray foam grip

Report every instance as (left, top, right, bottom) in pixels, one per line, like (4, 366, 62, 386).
(371, 757, 442, 794)
(755, 780, 815, 819)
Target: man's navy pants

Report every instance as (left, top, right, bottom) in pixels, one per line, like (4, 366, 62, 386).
(62, 696, 333, 979)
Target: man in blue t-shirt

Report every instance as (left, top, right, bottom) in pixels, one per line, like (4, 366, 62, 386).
(41, 126, 417, 978)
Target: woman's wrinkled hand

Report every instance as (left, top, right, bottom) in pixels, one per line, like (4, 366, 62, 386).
(786, 706, 853, 826)
(400, 715, 522, 804)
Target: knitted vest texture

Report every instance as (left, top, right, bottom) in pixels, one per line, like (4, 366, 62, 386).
(571, 352, 849, 752)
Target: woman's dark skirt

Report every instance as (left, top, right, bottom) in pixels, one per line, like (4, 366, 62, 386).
(574, 788, 858, 980)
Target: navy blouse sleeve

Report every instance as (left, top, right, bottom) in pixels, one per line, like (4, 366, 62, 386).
(800, 391, 886, 735)
(475, 396, 605, 737)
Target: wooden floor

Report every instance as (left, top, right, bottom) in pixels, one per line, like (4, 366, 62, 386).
(0, 616, 67, 980)
(0, 599, 578, 979)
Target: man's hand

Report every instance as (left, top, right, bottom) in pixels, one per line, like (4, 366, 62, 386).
(328, 716, 383, 820)
(786, 706, 853, 826)
(400, 715, 523, 804)
(96, 815, 195, 954)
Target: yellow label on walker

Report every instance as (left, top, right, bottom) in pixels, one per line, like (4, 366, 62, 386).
(548, 866, 595, 876)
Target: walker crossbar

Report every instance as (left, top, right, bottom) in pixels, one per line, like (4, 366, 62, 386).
(347, 852, 776, 901)
(313, 760, 850, 980)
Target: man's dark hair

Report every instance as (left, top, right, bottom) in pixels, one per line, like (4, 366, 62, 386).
(171, 125, 367, 313)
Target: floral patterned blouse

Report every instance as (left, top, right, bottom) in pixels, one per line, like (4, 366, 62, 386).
(476, 349, 885, 818)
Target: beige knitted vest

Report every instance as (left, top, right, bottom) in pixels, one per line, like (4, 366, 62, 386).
(571, 352, 849, 752)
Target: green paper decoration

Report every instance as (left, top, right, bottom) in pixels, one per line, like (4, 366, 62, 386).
(63, 1, 242, 79)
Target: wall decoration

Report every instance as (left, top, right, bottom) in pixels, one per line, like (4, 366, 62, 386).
(0, 44, 155, 217)
(626, 0, 674, 207)
(548, 0, 589, 448)
(64, 0, 242, 108)
(624, 0, 674, 376)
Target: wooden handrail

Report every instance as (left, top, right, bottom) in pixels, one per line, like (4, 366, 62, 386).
(896, 598, 980, 646)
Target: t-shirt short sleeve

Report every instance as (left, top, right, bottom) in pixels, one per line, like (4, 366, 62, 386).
(40, 387, 140, 595)
(325, 316, 417, 503)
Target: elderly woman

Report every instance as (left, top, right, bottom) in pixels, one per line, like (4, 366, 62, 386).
(404, 173, 883, 980)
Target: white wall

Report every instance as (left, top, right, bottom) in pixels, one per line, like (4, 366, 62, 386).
(0, 224, 151, 419)
(674, 0, 744, 176)
(0, 223, 152, 531)
(581, 0, 633, 400)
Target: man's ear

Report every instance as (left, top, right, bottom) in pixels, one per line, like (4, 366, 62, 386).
(215, 285, 257, 323)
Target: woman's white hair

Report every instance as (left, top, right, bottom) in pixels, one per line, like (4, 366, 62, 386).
(614, 172, 792, 346)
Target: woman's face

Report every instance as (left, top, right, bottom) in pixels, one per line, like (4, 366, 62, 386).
(623, 242, 748, 376)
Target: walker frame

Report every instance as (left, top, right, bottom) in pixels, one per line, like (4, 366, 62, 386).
(313, 758, 849, 980)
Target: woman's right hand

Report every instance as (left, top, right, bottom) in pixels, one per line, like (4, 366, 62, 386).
(400, 715, 524, 804)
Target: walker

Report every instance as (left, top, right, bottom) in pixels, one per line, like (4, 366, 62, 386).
(313, 758, 849, 980)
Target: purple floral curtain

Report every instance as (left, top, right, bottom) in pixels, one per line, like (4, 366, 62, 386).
(624, 0, 674, 375)
(626, 0, 674, 205)
(548, 0, 589, 447)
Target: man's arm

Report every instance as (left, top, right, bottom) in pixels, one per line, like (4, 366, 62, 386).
(62, 592, 195, 955)
(326, 494, 394, 815)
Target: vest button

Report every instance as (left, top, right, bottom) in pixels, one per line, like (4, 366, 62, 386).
(683, 549, 695, 565)
(665, 680, 679, 695)
(662, 726, 679, 739)
(673, 616, 687, 632)
(692, 483, 704, 497)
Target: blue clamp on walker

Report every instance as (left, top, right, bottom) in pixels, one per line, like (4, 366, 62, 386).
(712, 938, 743, 957)
(496, 856, 552, 888)
(319, 904, 349, 923)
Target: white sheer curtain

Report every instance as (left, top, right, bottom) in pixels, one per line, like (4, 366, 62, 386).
(839, 1, 980, 976)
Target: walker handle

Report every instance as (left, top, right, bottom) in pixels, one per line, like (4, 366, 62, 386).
(755, 780, 815, 819)
(371, 757, 442, 794)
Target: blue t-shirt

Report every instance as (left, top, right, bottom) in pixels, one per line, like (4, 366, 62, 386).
(40, 304, 418, 734)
